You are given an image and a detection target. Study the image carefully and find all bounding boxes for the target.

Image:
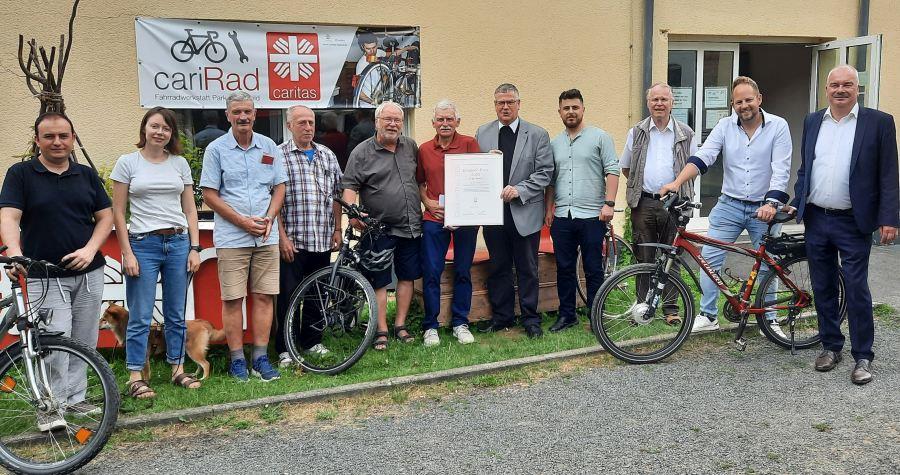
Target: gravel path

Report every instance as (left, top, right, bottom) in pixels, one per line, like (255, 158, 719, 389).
(85, 319, 900, 474)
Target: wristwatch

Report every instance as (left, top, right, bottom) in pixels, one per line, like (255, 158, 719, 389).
(603, 200, 616, 207)
(765, 200, 780, 209)
(189, 245, 203, 252)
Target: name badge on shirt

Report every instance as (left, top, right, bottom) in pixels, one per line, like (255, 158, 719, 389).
(261, 154, 274, 165)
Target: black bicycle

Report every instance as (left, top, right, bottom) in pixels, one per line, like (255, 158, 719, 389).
(281, 198, 385, 375)
(170, 29, 227, 63)
(0, 247, 119, 474)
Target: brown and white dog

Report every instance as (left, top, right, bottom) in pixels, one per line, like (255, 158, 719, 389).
(99, 304, 225, 380)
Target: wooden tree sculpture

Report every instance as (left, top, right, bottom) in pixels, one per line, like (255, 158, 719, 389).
(17, 0, 95, 169)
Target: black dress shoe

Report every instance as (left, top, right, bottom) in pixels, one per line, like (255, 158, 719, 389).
(524, 324, 544, 339)
(814, 350, 842, 372)
(476, 320, 512, 333)
(549, 318, 578, 333)
(851, 359, 873, 385)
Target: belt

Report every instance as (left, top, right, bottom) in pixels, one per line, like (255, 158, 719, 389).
(150, 227, 185, 235)
(723, 195, 764, 206)
(809, 204, 853, 217)
(641, 191, 663, 199)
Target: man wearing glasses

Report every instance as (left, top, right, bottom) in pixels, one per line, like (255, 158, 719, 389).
(342, 101, 422, 350)
(475, 83, 554, 338)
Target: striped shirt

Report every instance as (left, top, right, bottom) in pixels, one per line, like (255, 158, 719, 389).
(278, 139, 343, 252)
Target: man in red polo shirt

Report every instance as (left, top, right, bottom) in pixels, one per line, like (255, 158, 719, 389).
(417, 100, 480, 347)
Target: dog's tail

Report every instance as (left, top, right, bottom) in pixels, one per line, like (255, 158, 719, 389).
(194, 320, 226, 343)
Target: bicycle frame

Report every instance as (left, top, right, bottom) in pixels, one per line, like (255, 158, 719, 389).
(669, 227, 810, 316)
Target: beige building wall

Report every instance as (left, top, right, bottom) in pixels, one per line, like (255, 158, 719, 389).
(0, 0, 895, 191)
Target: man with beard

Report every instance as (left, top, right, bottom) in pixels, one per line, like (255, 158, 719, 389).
(543, 89, 619, 332)
(660, 76, 792, 335)
(342, 101, 422, 350)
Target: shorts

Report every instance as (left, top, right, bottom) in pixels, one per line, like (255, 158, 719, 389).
(216, 244, 280, 300)
(359, 234, 422, 289)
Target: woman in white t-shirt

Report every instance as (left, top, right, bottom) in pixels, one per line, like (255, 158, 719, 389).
(111, 107, 201, 399)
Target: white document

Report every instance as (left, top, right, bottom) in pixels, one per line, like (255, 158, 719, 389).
(704, 87, 729, 108)
(444, 153, 504, 227)
(672, 87, 693, 109)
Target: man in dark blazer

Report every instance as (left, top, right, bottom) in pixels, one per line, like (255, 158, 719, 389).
(791, 64, 899, 385)
(475, 83, 553, 338)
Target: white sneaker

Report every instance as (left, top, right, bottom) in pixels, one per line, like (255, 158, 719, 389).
(304, 344, 330, 356)
(453, 324, 475, 344)
(691, 315, 720, 333)
(760, 320, 787, 339)
(36, 410, 66, 432)
(423, 328, 440, 347)
(277, 351, 295, 368)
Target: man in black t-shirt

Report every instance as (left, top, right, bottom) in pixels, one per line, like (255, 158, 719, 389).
(0, 112, 112, 424)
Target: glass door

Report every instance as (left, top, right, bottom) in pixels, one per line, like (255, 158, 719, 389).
(810, 35, 881, 111)
(668, 43, 739, 230)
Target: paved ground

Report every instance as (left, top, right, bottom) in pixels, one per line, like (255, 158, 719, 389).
(86, 322, 900, 474)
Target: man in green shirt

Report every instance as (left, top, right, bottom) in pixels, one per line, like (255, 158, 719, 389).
(544, 89, 620, 332)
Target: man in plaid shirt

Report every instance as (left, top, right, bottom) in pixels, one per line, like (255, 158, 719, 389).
(275, 105, 343, 367)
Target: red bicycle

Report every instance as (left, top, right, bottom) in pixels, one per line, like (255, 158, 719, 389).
(590, 194, 846, 364)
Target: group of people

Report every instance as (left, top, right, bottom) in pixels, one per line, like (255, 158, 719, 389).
(0, 63, 895, 408)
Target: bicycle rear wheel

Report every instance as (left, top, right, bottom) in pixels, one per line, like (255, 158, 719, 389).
(590, 263, 695, 364)
(0, 335, 119, 474)
(577, 235, 634, 306)
(284, 266, 377, 375)
(754, 256, 847, 350)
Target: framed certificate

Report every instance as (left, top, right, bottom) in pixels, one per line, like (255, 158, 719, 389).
(444, 153, 504, 227)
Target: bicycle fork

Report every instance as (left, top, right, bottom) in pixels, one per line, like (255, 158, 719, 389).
(11, 285, 57, 411)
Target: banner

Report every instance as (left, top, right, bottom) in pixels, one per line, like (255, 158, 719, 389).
(135, 18, 420, 109)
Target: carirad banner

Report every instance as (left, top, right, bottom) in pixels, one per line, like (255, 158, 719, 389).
(136, 17, 420, 109)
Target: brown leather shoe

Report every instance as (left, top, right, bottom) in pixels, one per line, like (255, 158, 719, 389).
(851, 359, 873, 385)
(814, 350, 842, 372)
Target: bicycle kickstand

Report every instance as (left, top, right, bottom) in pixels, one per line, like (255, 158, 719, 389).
(733, 315, 748, 352)
(788, 314, 797, 356)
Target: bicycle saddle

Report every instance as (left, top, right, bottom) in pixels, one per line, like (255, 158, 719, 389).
(772, 211, 796, 224)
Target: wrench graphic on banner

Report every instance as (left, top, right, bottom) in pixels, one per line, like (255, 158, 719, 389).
(228, 31, 248, 63)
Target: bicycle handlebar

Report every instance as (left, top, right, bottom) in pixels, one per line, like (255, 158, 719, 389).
(333, 198, 387, 235)
(0, 246, 65, 273)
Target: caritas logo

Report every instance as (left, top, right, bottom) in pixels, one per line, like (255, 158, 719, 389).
(266, 32, 321, 101)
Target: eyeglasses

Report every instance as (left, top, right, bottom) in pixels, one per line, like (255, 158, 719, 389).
(377, 117, 403, 124)
(494, 100, 519, 107)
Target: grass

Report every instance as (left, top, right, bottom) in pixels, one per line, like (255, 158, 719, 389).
(874, 303, 899, 327)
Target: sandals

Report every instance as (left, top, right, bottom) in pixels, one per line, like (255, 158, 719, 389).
(171, 372, 201, 390)
(127, 379, 156, 399)
(393, 325, 415, 344)
(665, 314, 683, 326)
(373, 331, 389, 351)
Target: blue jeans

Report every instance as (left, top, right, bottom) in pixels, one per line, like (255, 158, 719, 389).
(699, 195, 779, 319)
(550, 216, 606, 320)
(421, 221, 478, 330)
(124, 233, 189, 371)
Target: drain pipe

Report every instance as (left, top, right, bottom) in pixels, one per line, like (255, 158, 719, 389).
(857, 0, 869, 36)
(642, 0, 654, 117)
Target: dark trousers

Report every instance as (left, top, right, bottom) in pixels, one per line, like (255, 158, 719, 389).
(274, 249, 332, 354)
(550, 216, 606, 320)
(421, 221, 478, 330)
(805, 206, 875, 361)
(483, 222, 541, 327)
(631, 196, 681, 315)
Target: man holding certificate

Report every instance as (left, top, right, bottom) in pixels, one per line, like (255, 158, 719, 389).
(544, 89, 620, 332)
(417, 100, 481, 347)
(475, 83, 554, 338)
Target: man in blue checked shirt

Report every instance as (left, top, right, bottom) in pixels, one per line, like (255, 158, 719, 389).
(200, 91, 287, 382)
(660, 76, 791, 336)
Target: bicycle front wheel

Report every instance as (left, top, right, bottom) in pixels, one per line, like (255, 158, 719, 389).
(353, 63, 393, 107)
(754, 256, 847, 350)
(284, 266, 377, 375)
(0, 335, 119, 475)
(590, 263, 695, 364)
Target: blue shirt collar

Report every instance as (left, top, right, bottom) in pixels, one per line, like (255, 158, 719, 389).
(223, 129, 262, 151)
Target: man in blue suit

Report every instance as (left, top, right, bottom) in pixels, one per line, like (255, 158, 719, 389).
(791, 64, 899, 385)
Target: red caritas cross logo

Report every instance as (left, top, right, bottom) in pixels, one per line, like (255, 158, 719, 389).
(266, 32, 321, 101)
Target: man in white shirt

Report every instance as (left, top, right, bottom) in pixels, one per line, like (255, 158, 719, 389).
(660, 76, 792, 334)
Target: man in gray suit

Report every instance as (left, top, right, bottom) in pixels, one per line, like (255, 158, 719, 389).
(475, 83, 553, 338)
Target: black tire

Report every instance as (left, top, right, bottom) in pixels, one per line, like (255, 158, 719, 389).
(754, 256, 847, 350)
(0, 335, 119, 474)
(283, 266, 377, 375)
(352, 63, 393, 108)
(170, 40, 194, 62)
(590, 263, 695, 364)
(577, 235, 634, 307)
(204, 40, 227, 63)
